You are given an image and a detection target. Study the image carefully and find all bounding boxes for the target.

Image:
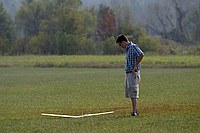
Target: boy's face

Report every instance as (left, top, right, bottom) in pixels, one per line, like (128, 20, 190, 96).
(118, 41, 126, 49)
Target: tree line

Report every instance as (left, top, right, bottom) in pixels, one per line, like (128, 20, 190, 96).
(0, 0, 200, 55)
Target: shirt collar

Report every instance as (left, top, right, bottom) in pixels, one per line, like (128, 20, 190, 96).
(126, 42, 132, 51)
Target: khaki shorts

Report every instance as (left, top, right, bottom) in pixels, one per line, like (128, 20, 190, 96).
(125, 71, 140, 99)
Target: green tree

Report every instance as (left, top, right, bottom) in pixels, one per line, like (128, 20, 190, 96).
(0, 2, 15, 54)
(14, 0, 48, 54)
(14, 0, 97, 55)
(51, 0, 96, 55)
(15, 0, 47, 36)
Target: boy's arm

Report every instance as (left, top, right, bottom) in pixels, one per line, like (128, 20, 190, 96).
(132, 53, 144, 74)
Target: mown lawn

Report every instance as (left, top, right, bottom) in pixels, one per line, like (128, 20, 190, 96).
(0, 68, 199, 133)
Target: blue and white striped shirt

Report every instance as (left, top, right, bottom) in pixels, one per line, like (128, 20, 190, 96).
(125, 42, 143, 72)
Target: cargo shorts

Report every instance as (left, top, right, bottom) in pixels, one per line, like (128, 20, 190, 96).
(125, 71, 140, 99)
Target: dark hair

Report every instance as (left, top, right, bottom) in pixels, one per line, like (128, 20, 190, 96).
(115, 34, 128, 43)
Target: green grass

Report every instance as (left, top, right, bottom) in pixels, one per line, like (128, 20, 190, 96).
(0, 55, 200, 68)
(0, 68, 199, 133)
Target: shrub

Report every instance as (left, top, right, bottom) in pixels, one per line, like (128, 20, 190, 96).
(101, 36, 123, 55)
(138, 34, 160, 52)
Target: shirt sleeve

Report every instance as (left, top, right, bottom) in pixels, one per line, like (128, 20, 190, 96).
(133, 45, 143, 57)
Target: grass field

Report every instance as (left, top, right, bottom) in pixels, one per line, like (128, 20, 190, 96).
(0, 67, 199, 133)
(0, 55, 200, 68)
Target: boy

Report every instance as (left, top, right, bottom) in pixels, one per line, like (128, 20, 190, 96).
(116, 34, 144, 116)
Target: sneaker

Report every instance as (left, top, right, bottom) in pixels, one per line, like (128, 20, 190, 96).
(131, 112, 139, 116)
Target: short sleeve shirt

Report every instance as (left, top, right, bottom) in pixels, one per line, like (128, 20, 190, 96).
(125, 42, 143, 72)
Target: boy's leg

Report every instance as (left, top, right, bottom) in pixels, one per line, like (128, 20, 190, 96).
(131, 98, 137, 113)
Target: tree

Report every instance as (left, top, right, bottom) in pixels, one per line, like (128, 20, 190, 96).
(14, 0, 97, 55)
(0, 2, 15, 54)
(15, 0, 47, 36)
(145, 0, 199, 44)
(172, 0, 188, 43)
(97, 5, 117, 40)
(190, 3, 200, 44)
(52, 0, 96, 54)
(146, 3, 173, 38)
(14, 0, 49, 54)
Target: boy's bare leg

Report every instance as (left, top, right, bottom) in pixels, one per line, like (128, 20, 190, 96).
(131, 98, 137, 113)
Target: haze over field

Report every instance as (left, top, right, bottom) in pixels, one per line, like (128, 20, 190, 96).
(1, 0, 199, 28)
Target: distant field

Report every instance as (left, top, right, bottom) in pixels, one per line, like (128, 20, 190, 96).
(0, 68, 199, 133)
(0, 55, 200, 68)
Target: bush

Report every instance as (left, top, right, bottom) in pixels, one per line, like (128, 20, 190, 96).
(101, 36, 123, 55)
(138, 34, 160, 52)
(10, 37, 28, 55)
(56, 33, 97, 55)
(195, 44, 200, 55)
(28, 32, 55, 55)
(0, 37, 7, 55)
(78, 36, 97, 55)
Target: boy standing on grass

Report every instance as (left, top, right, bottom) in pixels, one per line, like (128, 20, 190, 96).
(116, 34, 144, 116)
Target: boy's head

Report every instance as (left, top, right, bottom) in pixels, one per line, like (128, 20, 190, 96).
(116, 34, 129, 48)
(116, 34, 128, 44)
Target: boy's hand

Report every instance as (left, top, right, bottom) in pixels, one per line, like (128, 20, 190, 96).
(132, 66, 137, 75)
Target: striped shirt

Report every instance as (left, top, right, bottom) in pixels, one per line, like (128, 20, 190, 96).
(125, 42, 143, 72)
